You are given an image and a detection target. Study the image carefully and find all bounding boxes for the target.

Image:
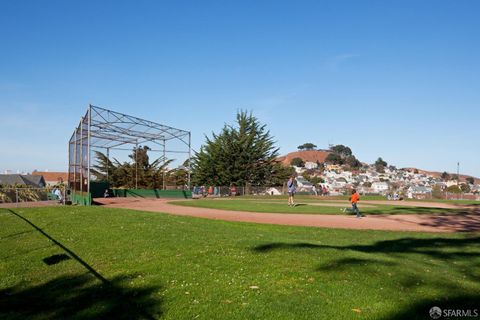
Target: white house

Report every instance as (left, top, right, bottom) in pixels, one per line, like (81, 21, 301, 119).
(371, 182, 389, 194)
(266, 187, 282, 196)
(296, 176, 313, 192)
(407, 186, 432, 199)
(445, 180, 459, 187)
(304, 161, 318, 170)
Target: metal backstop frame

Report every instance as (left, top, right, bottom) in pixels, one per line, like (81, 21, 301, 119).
(68, 105, 191, 199)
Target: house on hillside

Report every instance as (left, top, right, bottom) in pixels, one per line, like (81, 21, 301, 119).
(445, 180, 458, 187)
(357, 186, 374, 195)
(371, 181, 389, 194)
(32, 171, 68, 186)
(304, 161, 318, 170)
(325, 164, 342, 171)
(0, 174, 46, 188)
(471, 185, 480, 194)
(407, 186, 432, 199)
(296, 176, 313, 192)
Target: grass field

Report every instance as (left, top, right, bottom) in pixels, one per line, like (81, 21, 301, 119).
(1, 206, 479, 319)
(239, 194, 480, 205)
(172, 199, 464, 215)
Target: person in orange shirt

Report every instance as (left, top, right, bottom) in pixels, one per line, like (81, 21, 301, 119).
(349, 189, 361, 218)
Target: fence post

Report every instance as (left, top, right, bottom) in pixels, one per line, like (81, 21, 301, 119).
(15, 188, 19, 207)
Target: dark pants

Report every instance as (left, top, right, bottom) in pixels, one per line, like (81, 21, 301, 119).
(352, 203, 360, 217)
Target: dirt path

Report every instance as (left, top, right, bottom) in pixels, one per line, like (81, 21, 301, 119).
(96, 198, 480, 233)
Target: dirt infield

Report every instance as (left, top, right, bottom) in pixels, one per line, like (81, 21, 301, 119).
(95, 198, 480, 233)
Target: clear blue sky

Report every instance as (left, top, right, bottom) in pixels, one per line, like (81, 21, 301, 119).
(1, 0, 479, 177)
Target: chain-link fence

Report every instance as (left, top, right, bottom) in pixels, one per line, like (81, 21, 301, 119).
(405, 192, 480, 201)
(188, 186, 480, 201)
(190, 185, 320, 198)
(0, 187, 67, 206)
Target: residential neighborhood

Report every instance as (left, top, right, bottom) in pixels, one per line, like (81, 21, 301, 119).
(281, 148, 480, 200)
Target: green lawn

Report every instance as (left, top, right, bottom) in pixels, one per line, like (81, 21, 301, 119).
(172, 199, 463, 215)
(1, 206, 479, 319)
(239, 195, 388, 201)
(405, 198, 480, 205)
(239, 194, 480, 205)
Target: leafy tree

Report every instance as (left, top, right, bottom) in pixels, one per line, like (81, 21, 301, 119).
(91, 151, 117, 182)
(451, 174, 459, 181)
(432, 185, 444, 199)
(325, 153, 344, 165)
(301, 172, 324, 185)
(91, 146, 173, 189)
(290, 157, 305, 167)
(466, 177, 475, 184)
(345, 155, 361, 169)
(441, 172, 451, 181)
(375, 157, 387, 173)
(265, 163, 295, 185)
(446, 185, 461, 194)
(460, 183, 471, 193)
(310, 176, 325, 185)
(329, 145, 352, 158)
(297, 143, 317, 151)
(192, 111, 280, 186)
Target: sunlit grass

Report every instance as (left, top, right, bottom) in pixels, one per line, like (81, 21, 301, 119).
(1, 206, 479, 319)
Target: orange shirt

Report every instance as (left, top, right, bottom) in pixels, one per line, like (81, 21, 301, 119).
(351, 193, 360, 203)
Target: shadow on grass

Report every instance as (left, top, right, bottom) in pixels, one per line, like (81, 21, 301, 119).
(253, 238, 480, 318)
(317, 257, 397, 271)
(381, 294, 480, 320)
(0, 273, 162, 320)
(42, 253, 71, 265)
(253, 236, 480, 261)
(3, 209, 162, 319)
(363, 206, 464, 215)
(417, 214, 480, 233)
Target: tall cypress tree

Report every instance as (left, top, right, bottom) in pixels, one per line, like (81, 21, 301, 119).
(192, 111, 285, 186)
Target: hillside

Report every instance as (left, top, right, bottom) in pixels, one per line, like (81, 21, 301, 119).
(402, 168, 480, 184)
(277, 150, 330, 166)
(277, 150, 479, 183)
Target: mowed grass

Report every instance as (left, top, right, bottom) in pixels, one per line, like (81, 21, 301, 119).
(172, 199, 463, 215)
(1, 206, 479, 320)
(239, 194, 480, 205)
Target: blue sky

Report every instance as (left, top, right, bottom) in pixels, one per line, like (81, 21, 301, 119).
(0, 0, 479, 177)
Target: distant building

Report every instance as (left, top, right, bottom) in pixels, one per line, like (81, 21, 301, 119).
(296, 176, 313, 192)
(304, 161, 318, 170)
(325, 164, 342, 171)
(0, 174, 46, 188)
(407, 186, 432, 199)
(32, 171, 68, 186)
(371, 182, 389, 194)
(266, 187, 282, 196)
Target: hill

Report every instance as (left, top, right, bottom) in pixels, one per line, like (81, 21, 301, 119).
(277, 150, 330, 166)
(277, 150, 479, 183)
